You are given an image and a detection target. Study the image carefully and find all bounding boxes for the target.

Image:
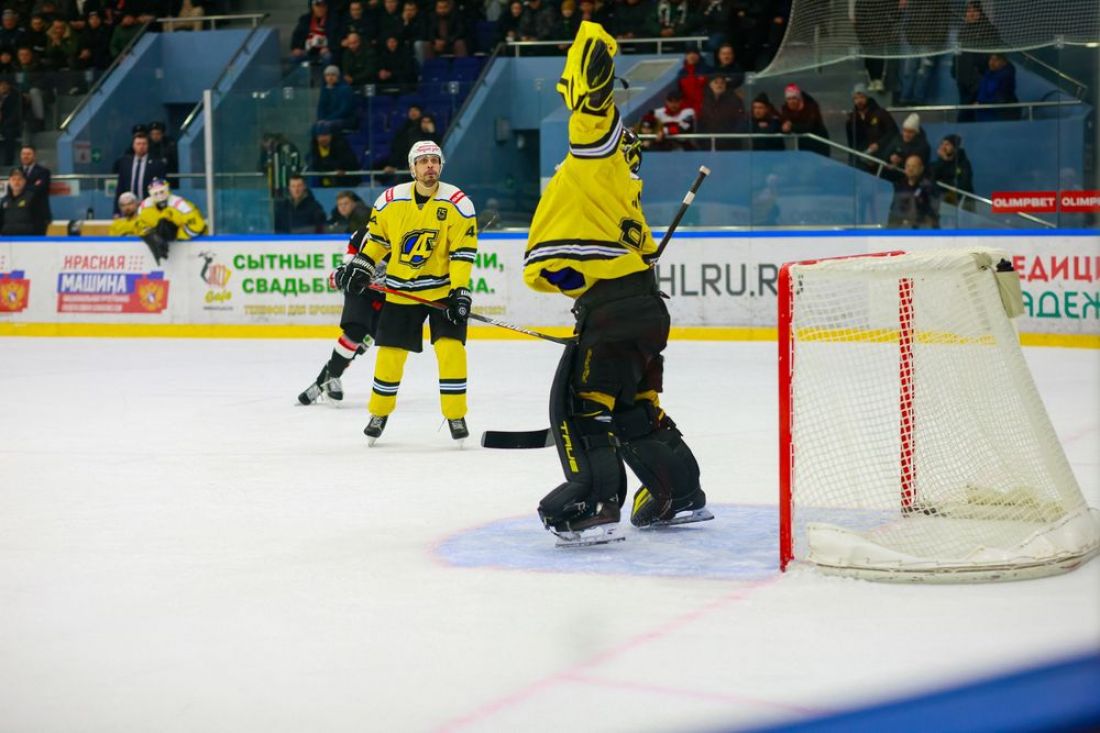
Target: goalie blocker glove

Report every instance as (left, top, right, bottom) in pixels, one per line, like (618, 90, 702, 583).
(343, 254, 376, 295)
(445, 287, 472, 324)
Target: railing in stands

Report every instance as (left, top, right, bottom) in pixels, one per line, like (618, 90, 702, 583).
(178, 18, 271, 136)
(155, 13, 267, 31)
(504, 35, 708, 57)
(885, 99, 1085, 122)
(59, 19, 153, 132)
(1019, 50, 1090, 100)
(59, 13, 270, 133)
(637, 131, 1056, 228)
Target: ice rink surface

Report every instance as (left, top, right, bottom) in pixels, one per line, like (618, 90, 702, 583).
(1, 336, 1097, 733)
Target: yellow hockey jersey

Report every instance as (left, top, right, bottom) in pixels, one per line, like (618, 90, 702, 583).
(137, 195, 207, 239)
(361, 181, 478, 304)
(524, 21, 657, 299)
(108, 214, 144, 236)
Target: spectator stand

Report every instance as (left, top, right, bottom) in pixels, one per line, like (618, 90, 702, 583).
(351, 55, 488, 174)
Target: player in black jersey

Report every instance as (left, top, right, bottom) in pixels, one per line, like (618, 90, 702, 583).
(298, 228, 386, 405)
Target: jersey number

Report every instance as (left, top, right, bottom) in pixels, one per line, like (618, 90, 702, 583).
(399, 229, 439, 268)
(619, 218, 644, 250)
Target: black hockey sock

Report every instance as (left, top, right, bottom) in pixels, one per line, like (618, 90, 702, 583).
(326, 350, 353, 378)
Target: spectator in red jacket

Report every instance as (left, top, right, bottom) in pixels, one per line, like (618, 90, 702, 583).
(676, 47, 711, 117)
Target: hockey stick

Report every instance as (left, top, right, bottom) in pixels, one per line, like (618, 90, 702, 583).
(482, 167, 710, 450)
(647, 164, 710, 264)
(479, 428, 555, 449)
(367, 284, 576, 346)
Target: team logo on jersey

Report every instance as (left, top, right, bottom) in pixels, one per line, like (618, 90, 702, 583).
(399, 229, 439, 268)
(436, 207, 448, 221)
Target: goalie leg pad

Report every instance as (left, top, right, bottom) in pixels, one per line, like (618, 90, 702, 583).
(541, 344, 627, 530)
(613, 403, 706, 527)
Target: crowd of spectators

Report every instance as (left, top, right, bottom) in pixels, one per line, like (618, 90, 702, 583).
(290, 0, 788, 77)
(853, 0, 1017, 121)
(0, 0, 1054, 235)
(0, 2, 220, 138)
(627, 36, 993, 231)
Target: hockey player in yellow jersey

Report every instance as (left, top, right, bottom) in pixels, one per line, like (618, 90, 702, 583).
(525, 21, 710, 546)
(342, 140, 478, 444)
(136, 178, 207, 262)
(108, 192, 144, 236)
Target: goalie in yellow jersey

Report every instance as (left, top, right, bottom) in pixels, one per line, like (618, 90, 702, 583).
(340, 140, 478, 445)
(136, 178, 207, 263)
(524, 21, 711, 547)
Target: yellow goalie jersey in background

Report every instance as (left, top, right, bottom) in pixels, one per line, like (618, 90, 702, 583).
(523, 21, 657, 299)
(361, 181, 478, 303)
(136, 195, 207, 239)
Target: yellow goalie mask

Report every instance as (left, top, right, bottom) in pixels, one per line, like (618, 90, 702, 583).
(556, 21, 617, 114)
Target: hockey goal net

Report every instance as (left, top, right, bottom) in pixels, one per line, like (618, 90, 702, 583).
(778, 249, 1100, 582)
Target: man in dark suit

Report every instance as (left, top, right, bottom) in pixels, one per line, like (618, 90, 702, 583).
(19, 144, 51, 234)
(113, 131, 167, 212)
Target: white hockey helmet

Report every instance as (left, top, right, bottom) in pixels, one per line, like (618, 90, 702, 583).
(407, 140, 444, 173)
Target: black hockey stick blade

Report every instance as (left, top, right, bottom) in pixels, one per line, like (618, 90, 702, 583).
(481, 428, 553, 449)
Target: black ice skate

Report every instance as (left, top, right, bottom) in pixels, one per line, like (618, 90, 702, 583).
(364, 414, 388, 445)
(543, 501, 625, 548)
(323, 374, 343, 401)
(630, 486, 713, 528)
(447, 417, 469, 442)
(298, 366, 343, 405)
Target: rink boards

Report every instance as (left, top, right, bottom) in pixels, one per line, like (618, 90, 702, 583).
(1, 230, 1096, 346)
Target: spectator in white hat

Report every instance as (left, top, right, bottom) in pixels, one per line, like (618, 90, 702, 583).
(887, 112, 930, 168)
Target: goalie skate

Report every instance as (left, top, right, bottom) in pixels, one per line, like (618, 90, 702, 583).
(631, 486, 712, 528)
(551, 524, 625, 548)
(644, 507, 715, 528)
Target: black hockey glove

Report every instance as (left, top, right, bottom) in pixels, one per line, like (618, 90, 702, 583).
(583, 39, 615, 113)
(154, 218, 179, 242)
(344, 254, 376, 295)
(444, 287, 472, 324)
(330, 264, 351, 292)
(140, 230, 169, 264)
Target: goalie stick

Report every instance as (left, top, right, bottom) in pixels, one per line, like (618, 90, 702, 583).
(481, 165, 710, 450)
(367, 284, 576, 345)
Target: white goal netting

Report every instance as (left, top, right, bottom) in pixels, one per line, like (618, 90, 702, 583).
(780, 249, 1100, 582)
(760, 0, 1100, 77)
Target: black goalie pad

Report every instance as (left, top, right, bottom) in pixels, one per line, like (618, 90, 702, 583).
(543, 344, 626, 517)
(613, 403, 701, 507)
